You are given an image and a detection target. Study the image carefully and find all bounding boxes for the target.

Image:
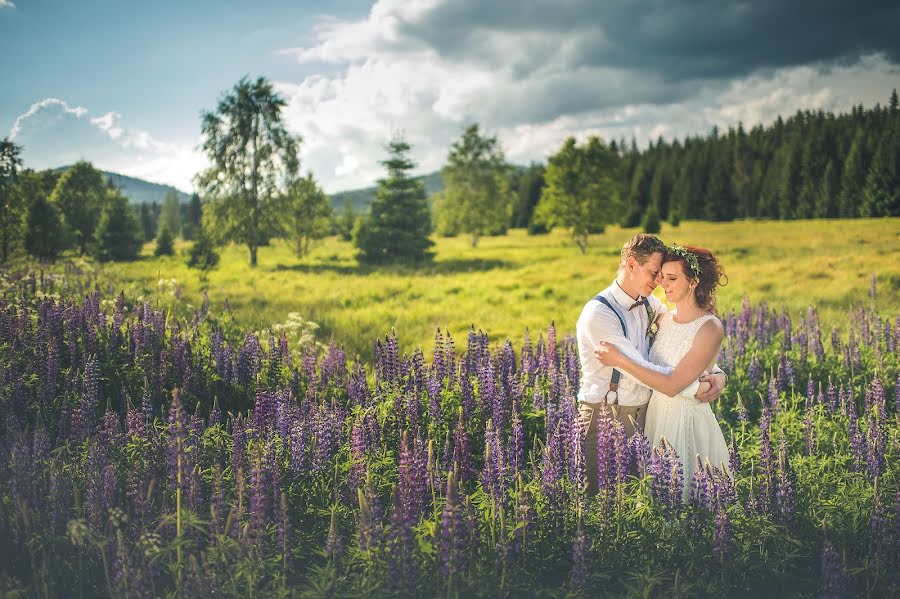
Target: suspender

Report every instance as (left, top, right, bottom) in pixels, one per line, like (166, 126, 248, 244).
(593, 294, 628, 403)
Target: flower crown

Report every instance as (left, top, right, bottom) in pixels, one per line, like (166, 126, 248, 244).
(668, 245, 700, 279)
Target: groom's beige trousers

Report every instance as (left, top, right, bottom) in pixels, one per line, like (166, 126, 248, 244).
(578, 401, 647, 496)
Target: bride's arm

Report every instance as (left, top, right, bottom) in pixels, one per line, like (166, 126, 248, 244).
(596, 319, 724, 398)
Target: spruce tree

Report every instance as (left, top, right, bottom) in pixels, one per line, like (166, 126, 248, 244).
(94, 191, 143, 261)
(839, 130, 867, 217)
(155, 224, 175, 256)
(354, 136, 433, 264)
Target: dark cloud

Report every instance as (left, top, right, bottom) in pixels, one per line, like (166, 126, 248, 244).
(400, 0, 900, 81)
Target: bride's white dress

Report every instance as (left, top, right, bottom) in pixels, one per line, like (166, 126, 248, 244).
(644, 311, 731, 501)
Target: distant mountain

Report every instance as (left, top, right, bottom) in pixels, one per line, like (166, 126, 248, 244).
(330, 171, 445, 212)
(54, 166, 192, 205)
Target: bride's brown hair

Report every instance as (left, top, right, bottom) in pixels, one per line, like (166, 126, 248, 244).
(662, 246, 727, 312)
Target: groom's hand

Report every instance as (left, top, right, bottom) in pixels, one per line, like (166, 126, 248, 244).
(695, 371, 726, 402)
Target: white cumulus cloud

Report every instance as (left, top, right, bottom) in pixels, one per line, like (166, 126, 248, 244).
(274, 0, 900, 193)
(8, 98, 206, 192)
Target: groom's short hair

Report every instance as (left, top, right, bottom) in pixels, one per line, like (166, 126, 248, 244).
(619, 234, 667, 268)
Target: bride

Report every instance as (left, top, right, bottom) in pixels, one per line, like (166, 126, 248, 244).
(595, 245, 731, 500)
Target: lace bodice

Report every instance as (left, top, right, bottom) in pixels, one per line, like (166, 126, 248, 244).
(649, 312, 720, 372)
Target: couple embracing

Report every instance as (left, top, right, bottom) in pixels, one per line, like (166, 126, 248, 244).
(577, 234, 731, 499)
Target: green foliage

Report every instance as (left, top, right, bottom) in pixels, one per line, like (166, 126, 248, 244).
(182, 193, 203, 241)
(186, 225, 220, 278)
(335, 199, 357, 241)
(139, 203, 156, 242)
(160, 190, 182, 238)
(436, 124, 513, 246)
(642, 205, 661, 234)
(534, 136, 623, 253)
(621, 92, 900, 223)
(24, 193, 67, 261)
(196, 76, 301, 267)
(354, 136, 433, 265)
(510, 163, 546, 229)
(0, 138, 24, 262)
(287, 172, 332, 257)
(93, 190, 143, 262)
(155, 224, 175, 256)
(50, 160, 106, 254)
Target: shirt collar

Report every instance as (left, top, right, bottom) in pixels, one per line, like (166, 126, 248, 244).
(610, 281, 640, 309)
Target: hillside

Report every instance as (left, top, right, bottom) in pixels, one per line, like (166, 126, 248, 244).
(330, 171, 445, 212)
(54, 166, 192, 205)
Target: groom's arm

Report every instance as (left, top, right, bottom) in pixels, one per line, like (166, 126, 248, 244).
(586, 306, 701, 396)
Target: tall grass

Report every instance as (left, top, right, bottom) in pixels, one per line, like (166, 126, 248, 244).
(60, 218, 900, 360)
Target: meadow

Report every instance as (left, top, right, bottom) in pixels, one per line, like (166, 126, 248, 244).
(92, 218, 900, 360)
(0, 217, 897, 598)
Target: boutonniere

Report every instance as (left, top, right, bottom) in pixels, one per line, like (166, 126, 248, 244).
(645, 302, 661, 345)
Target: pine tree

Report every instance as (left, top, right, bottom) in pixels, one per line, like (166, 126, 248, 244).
(355, 136, 433, 264)
(860, 130, 900, 217)
(155, 224, 175, 256)
(182, 193, 203, 241)
(814, 160, 839, 218)
(94, 190, 143, 261)
(642, 204, 661, 234)
(838, 130, 867, 218)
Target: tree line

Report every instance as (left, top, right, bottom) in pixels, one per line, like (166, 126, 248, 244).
(1, 81, 896, 269)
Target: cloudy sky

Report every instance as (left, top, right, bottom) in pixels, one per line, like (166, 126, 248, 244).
(2, 0, 898, 194)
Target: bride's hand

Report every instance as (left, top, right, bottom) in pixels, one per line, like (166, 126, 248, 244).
(594, 341, 625, 368)
(694, 380, 712, 397)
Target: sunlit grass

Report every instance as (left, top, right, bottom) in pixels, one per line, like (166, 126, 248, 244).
(90, 218, 900, 360)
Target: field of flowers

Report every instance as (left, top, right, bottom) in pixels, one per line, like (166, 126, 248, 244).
(0, 264, 897, 598)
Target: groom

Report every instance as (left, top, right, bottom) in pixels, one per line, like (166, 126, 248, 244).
(576, 234, 726, 494)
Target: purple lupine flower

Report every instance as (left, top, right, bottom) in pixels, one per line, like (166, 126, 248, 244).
(452, 416, 472, 482)
(869, 485, 889, 564)
(767, 377, 780, 410)
(397, 431, 428, 520)
(325, 506, 343, 560)
(820, 539, 847, 599)
(747, 353, 760, 388)
(569, 514, 589, 595)
(629, 429, 651, 476)
(248, 446, 269, 541)
(847, 402, 865, 473)
(713, 499, 730, 561)
(690, 456, 709, 509)
(541, 422, 566, 517)
(387, 485, 416, 595)
(480, 420, 507, 506)
(356, 469, 383, 555)
(460, 369, 475, 423)
(865, 401, 886, 482)
(728, 432, 740, 475)
(439, 471, 468, 578)
(349, 418, 367, 491)
(756, 408, 775, 515)
(775, 433, 795, 525)
(509, 402, 524, 479)
(802, 407, 816, 456)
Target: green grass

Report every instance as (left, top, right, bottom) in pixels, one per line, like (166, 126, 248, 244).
(83, 218, 900, 360)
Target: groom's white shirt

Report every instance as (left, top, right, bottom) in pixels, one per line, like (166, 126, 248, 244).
(576, 282, 701, 407)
